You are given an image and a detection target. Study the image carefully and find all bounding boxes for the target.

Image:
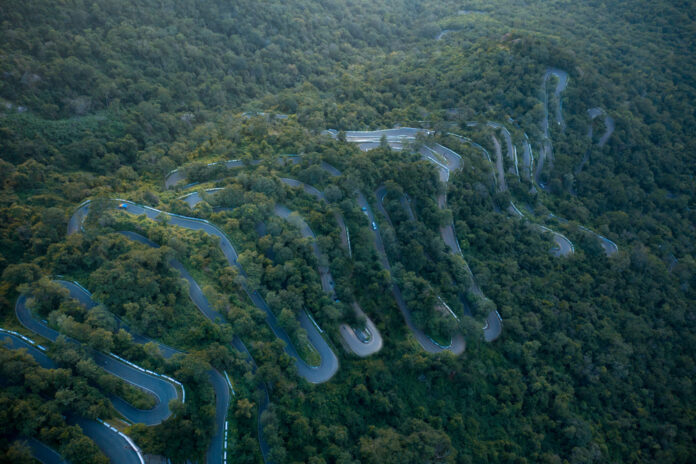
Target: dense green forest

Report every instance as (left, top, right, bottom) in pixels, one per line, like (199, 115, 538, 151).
(1, 0, 695, 463)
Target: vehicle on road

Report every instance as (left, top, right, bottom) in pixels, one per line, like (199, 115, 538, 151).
(355, 327, 371, 343)
(118, 203, 128, 209)
(371, 221, 377, 230)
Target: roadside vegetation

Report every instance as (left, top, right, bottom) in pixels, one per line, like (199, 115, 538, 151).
(1, 0, 695, 462)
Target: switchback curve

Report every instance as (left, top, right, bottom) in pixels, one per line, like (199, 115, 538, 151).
(69, 199, 338, 384)
(0, 329, 145, 464)
(15, 293, 180, 426)
(277, 178, 383, 357)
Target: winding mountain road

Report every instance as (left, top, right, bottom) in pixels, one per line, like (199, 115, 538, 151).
(118, 230, 276, 463)
(336, 130, 503, 342)
(182, 183, 383, 357)
(436, 29, 453, 40)
(71, 207, 294, 463)
(15, 293, 180, 426)
(66, 224, 267, 463)
(536, 225, 575, 257)
(164, 156, 301, 190)
(415, 144, 503, 342)
(343, 127, 430, 142)
(543, 68, 569, 136)
(273, 204, 334, 299)
(449, 128, 574, 258)
(103, 233, 231, 464)
(536, 68, 569, 184)
(57, 277, 181, 359)
(578, 225, 618, 256)
(368, 189, 466, 354)
(587, 107, 615, 147)
(487, 121, 518, 177)
(577, 107, 615, 173)
(538, 70, 619, 256)
(0, 329, 145, 464)
(491, 134, 508, 191)
(276, 180, 383, 357)
(522, 135, 533, 180)
(1, 328, 53, 368)
(279, 178, 351, 254)
(483, 311, 503, 343)
(71, 199, 338, 384)
(331, 127, 431, 151)
(74, 418, 144, 464)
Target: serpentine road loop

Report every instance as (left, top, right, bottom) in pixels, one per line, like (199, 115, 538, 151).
(276, 178, 383, 357)
(537, 69, 618, 256)
(361, 188, 465, 354)
(447, 127, 574, 258)
(312, 161, 461, 354)
(64, 223, 261, 463)
(164, 156, 302, 190)
(414, 144, 504, 342)
(15, 293, 180, 426)
(374, 186, 467, 353)
(114, 232, 234, 464)
(182, 181, 381, 358)
(326, 129, 504, 344)
(70, 199, 339, 385)
(0, 329, 145, 464)
(577, 107, 615, 174)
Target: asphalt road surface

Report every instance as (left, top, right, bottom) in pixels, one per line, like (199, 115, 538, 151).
(335, 127, 433, 151)
(309, 164, 387, 357)
(343, 127, 430, 142)
(73, 417, 143, 464)
(419, 146, 450, 182)
(487, 121, 517, 176)
(338, 302, 383, 357)
(578, 107, 615, 174)
(338, 132, 501, 344)
(536, 225, 575, 257)
(1, 329, 55, 368)
(578, 225, 619, 256)
(58, 277, 181, 359)
(483, 310, 503, 342)
(417, 143, 503, 342)
(27, 438, 69, 464)
(522, 138, 533, 180)
(436, 29, 453, 40)
(491, 134, 507, 191)
(538, 68, 569, 179)
(455, 126, 574, 259)
(273, 204, 333, 293)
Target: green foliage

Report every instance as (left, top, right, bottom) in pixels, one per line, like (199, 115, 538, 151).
(1, 0, 695, 463)
(0, 347, 110, 463)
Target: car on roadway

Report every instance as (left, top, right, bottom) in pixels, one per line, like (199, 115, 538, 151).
(371, 221, 377, 230)
(355, 326, 371, 343)
(118, 203, 128, 209)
